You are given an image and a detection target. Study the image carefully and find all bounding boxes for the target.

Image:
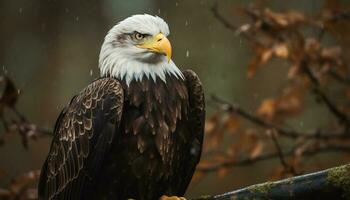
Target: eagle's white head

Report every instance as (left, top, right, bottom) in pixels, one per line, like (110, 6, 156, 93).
(99, 14, 183, 85)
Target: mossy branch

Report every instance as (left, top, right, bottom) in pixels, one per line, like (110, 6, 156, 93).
(193, 163, 350, 200)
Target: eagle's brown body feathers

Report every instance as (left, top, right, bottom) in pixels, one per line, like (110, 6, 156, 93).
(38, 70, 205, 200)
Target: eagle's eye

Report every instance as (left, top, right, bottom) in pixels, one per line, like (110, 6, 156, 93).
(134, 32, 145, 40)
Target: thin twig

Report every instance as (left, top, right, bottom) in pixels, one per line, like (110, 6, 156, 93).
(197, 144, 350, 173)
(210, 2, 257, 43)
(210, 95, 347, 140)
(211, 3, 237, 32)
(269, 130, 297, 175)
(301, 60, 350, 125)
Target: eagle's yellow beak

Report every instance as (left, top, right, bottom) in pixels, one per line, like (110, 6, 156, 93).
(137, 33, 172, 62)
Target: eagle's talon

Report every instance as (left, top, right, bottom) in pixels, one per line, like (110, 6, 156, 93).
(160, 195, 186, 200)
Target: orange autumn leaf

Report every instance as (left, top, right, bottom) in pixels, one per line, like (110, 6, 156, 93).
(273, 43, 289, 58)
(247, 46, 273, 78)
(250, 141, 265, 159)
(238, 129, 260, 153)
(247, 43, 289, 78)
(223, 113, 240, 135)
(205, 113, 219, 134)
(257, 98, 277, 120)
(287, 64, 301, 79)
(264, 9, 306, 28)
(9, 170, 40, 194)
(257, 86, 304, 120)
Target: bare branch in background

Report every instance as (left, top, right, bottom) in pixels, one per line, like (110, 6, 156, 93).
(199, 0, 350, 187)
(0, 76, 50, 200)
(0, 170, 40, 200)
(268, 130, 297, 175)
(0, 75, 52, 148)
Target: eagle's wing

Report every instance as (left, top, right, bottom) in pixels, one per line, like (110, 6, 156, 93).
(179, 70, 205, 193)
(38, 78, 124, 200)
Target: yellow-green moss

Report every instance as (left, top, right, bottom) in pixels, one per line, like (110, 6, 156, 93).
(194, 195, 212, 200)
(327, 164, 350, 198)
(248, 181, 275, 194)
(286, 177, 294, 185)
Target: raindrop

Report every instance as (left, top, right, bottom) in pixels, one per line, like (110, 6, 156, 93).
(158, 9, 161, 14)
(175, 2, 178, 7)
(89, 69, 93, 77)
(2, 66, 7, 74)
(65, 8, 70, 13)
(75, 16, 79, 21)
(185, 20, 189, 26)
(19, 8, 23, 14)
(186, 50, 190, 58)
(190, 147, 197, 155)
(299, 121, 304, 127)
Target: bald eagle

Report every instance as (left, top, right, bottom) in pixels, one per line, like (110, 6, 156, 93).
(38, 14, 205, 200)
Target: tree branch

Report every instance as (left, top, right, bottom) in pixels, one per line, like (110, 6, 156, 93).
(197, 143, 350, 173)
(0, 75, 52, 148)
(301, 60, 350, 125)
(268, 130, 297, 175)
(210, 95, 348, 140)
(210, 3, 237, 32)
(194, 163, 350, 200)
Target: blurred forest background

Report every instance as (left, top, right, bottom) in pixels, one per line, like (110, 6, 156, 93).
(2, 0, 350, 199)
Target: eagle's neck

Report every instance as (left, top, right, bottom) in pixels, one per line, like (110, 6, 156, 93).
(99, 50, 184, 86)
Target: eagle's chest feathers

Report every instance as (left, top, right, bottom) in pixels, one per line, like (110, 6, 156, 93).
(120, 74, 189, 160)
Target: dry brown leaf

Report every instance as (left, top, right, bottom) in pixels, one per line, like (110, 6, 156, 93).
(10, 170, 40, 194)
(264, 9, 306, 28)
(304, 38, 321, 60)
(257, 98, 277, 120)
(273, 43, 289, 58)
(321, 46, 343, 66)
(238, 129, 260, 153)
(257, 86, 304, 120)
(247, 46, 273, 78)
(227, 145, 237, 157)
(223, 113, 240, 135)
(261, 49, 273, 64)
(278, 86, 304, 115)
(288, 64, 301, 79)
(250, 141, 265, 159)
(204, 114, 219, 134)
